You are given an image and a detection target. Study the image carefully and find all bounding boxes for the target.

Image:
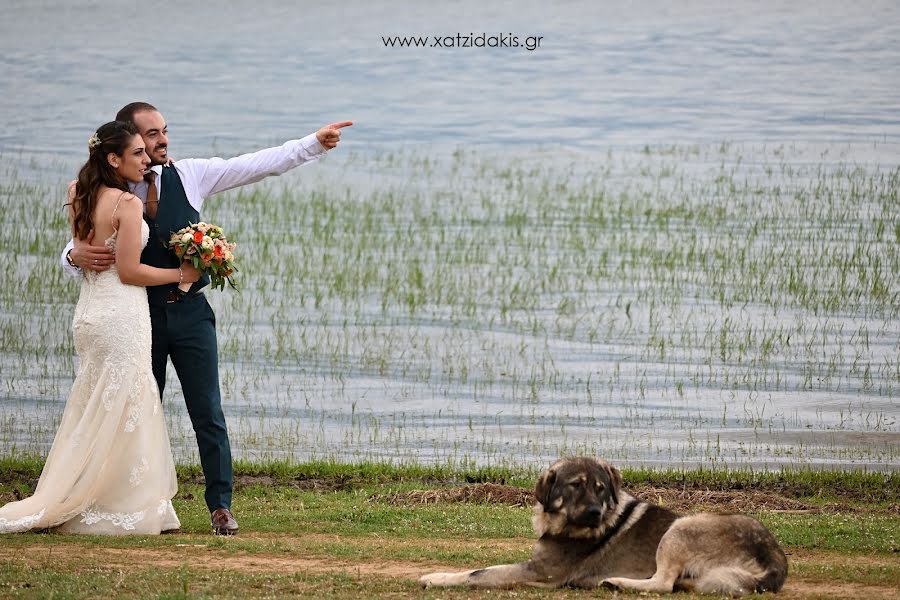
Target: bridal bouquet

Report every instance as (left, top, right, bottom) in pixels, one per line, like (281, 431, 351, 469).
(168, 222, 238, 292)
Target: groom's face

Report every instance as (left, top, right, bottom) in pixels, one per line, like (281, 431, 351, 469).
(132, 110, 169, 166)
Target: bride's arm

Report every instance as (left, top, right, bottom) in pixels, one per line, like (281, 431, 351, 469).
(114, 195, 201, 287)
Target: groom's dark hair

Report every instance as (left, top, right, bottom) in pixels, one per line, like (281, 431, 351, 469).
(116, 102, 158, 124)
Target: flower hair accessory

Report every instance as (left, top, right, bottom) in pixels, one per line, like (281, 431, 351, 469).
(88, 133, 101, 150)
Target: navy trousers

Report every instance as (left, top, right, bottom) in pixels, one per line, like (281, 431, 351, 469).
(149, 293, 232, 512)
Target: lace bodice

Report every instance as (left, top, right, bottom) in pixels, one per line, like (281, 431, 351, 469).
(103, 218, 150, 254)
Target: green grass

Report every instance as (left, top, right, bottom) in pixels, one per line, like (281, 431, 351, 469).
(764, 511, 899, 555)
(1, 462, 898, 598)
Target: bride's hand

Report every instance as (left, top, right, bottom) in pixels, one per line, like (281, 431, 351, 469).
(180, 262, 203, 284)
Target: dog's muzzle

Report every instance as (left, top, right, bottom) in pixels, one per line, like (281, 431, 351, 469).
(571, 505, 603, 528)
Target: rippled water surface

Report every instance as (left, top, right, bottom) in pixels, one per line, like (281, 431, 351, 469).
(2, 0, 899, 158)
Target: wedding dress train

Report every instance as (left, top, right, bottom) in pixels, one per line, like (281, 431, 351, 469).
(0, 218, 180, 534)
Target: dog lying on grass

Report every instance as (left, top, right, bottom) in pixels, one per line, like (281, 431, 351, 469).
(420, 457, 787, 596)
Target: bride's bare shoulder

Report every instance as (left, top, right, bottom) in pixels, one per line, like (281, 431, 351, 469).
(93, 189, 141, 230)
(96, 187, 140, 208)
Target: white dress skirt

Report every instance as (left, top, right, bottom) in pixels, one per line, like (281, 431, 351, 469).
(0, 220, 180, 535)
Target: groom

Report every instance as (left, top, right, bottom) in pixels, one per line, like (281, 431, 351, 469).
(62, 102, 351, 535)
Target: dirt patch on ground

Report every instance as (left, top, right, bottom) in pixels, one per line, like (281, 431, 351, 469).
(373, 483, 533, 507)
(185, 474, 355, 493)
(628, 485, 856, 514)
(370, 482, 871, 514)
(788, 547, 898, 569)
(3, 543, 424, 579)
(773, 580, 898, 600)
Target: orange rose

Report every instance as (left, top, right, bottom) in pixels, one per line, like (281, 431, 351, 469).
(193, 230, 204, 244)
(214, 245, 224, 258)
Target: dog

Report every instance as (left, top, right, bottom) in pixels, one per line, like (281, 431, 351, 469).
(419, 457, 787, 596)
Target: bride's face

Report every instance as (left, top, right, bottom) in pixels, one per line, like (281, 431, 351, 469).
(110, 134, 150, 183)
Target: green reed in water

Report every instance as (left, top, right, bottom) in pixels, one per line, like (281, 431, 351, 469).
(0, 143, 897, 470)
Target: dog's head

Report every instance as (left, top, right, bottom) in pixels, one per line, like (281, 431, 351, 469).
(531, 457, 623, 539)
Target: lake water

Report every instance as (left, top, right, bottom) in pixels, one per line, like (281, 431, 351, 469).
(1, 1, 899, 471)
(2, 1, 900, 159)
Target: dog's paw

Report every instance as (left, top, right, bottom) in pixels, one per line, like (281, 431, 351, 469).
(600, 578, 624, 591)
(418, 572, 457, 588)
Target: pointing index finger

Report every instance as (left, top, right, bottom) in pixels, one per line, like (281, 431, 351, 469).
(327, 121, 353, 130)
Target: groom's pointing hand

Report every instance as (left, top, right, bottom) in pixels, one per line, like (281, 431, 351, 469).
(316, 121, 353, 150)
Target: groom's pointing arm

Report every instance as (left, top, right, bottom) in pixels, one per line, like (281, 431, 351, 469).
(176, 122, 352, 206)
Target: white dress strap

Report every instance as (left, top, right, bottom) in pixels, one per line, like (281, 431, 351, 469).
(110, 190, 130, 232)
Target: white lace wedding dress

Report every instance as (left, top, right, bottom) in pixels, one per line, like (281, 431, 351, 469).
(0, 218, 180, 535)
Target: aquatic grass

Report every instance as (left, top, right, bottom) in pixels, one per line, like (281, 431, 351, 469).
(1, 142, 898, 469)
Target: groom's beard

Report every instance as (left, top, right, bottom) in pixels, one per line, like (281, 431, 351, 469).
(148, 144, 168, 165)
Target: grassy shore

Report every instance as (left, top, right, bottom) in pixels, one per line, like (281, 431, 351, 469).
(1, 458, 897, 599)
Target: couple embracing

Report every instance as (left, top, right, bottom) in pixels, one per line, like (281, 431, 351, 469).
(0, 102, 351, 535)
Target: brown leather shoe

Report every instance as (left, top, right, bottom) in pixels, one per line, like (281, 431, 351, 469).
(210, 508, 239, 535)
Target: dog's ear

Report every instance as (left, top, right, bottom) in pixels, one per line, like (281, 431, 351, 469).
(597, 459, 622, 504)
(535, 468, 558, 511)
(606, 463, 623, 491)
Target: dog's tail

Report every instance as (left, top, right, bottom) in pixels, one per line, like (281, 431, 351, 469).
(688, 563, 786, 597)
(754, 561, 788, 594)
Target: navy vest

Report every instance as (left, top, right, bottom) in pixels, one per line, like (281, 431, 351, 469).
(142, 165, 210, 306)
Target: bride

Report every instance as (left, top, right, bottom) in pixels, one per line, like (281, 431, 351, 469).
(0, 121, 200, 534)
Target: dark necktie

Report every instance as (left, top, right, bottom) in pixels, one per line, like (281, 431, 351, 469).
(145, 172, 159, 219)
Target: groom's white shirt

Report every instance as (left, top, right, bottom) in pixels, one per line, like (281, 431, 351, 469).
(61, 133, 327, 277)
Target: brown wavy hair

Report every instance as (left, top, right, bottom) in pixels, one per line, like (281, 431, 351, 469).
(71, 120, 139, 240)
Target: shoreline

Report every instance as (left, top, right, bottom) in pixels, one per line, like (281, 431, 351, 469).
(3, 456, 897, 504)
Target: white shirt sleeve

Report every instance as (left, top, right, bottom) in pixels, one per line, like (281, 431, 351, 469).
(59, 134, 325, 278)
(173, 133, 327, 211)
(61, 238, 81, 278)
